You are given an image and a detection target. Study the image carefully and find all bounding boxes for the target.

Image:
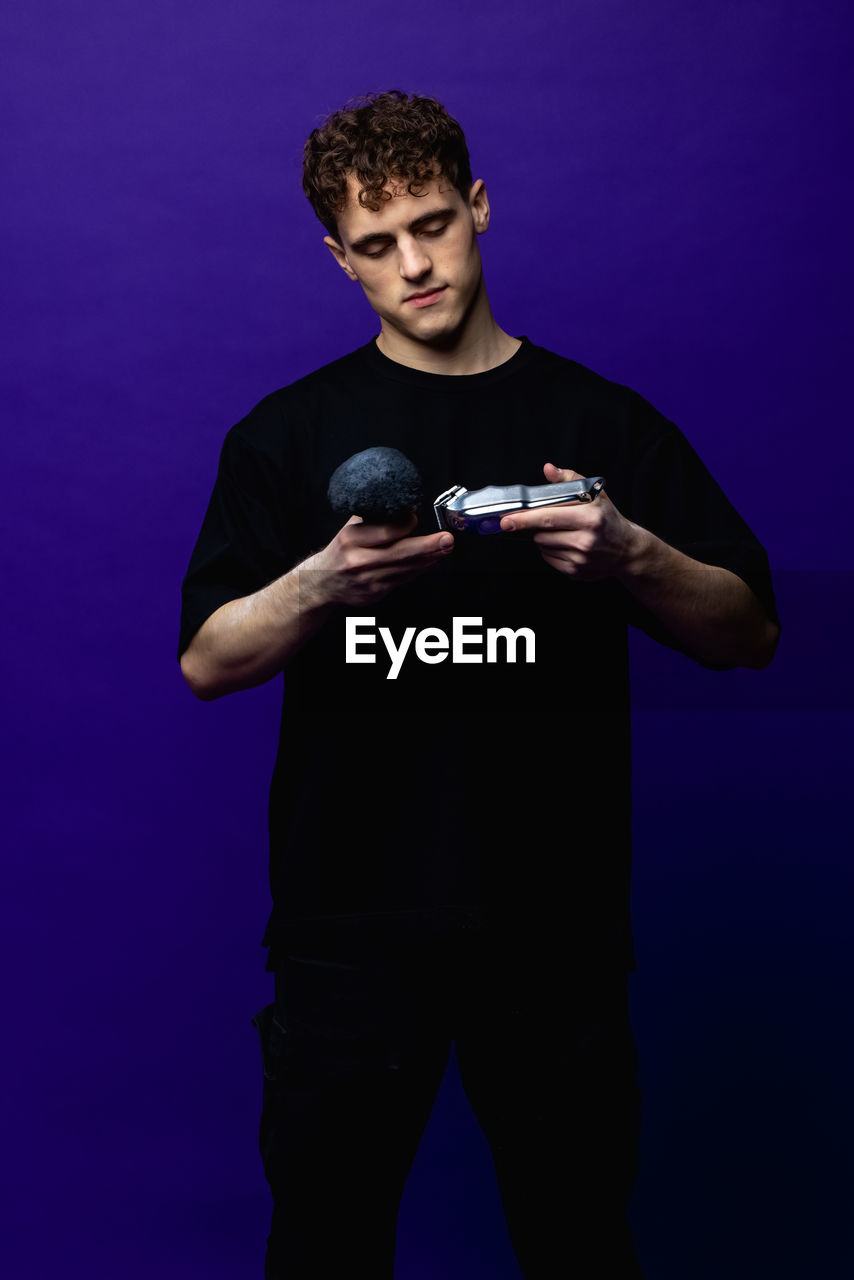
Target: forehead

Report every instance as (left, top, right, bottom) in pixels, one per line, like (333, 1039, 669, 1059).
(337, 173, 462, 240)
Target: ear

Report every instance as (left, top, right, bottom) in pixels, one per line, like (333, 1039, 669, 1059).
(469, 179, 490, 234)
(323, 235, 360, 282)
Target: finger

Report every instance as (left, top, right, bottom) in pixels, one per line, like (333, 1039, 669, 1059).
(544, 461, 586, 483)
(345, 511, 419, 545)
(500, 505, 591, 533)
(539, 551, 585, 577)
(532, 531, 591, 551)
(366, 532, 454, 582)
(393, 530, 454, 557)
(361, 529, 453, 563)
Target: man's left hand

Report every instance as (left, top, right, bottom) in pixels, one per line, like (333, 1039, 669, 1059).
(500, 462, 644, 580)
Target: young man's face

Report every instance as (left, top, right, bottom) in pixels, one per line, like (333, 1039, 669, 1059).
(324, 173, 490, 348)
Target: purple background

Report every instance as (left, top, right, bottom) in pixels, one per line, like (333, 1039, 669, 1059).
(4, 2, 852, 1276)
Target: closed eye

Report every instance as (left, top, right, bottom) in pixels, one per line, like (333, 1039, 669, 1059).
(357, 218, 452, 258)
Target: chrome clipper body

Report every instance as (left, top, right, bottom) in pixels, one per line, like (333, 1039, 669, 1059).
(433, 477, 605, 535)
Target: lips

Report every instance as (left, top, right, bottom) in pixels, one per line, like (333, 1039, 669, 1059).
(405, 286, 447, 307)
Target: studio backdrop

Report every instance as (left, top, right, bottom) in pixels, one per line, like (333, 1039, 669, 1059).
(3, 2, 852, 1277)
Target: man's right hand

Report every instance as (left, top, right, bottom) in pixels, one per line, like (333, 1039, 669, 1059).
(298, 513, 455, 609)
(180, 515, 453, 700)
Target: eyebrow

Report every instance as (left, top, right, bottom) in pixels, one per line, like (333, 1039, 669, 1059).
(348, 206, 458, 252)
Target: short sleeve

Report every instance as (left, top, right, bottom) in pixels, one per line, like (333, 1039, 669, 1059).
(177, 423, 296, 660)
(621, 396, 779, 648)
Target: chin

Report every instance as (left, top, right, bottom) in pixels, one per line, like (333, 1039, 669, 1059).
(406, 311, 464, 344)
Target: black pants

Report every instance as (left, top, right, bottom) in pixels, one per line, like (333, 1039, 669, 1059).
(251, 926, 643, 1278)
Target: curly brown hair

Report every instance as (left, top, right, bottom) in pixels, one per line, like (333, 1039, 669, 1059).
(302, 90, 473, 239)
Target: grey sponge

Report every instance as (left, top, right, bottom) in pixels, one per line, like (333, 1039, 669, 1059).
(327, 446, 422, 523)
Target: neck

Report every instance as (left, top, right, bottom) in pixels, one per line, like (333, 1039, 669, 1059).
(375, 280, 520, 375)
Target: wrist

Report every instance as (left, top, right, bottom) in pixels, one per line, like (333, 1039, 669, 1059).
(616, 521, 660, 584)
(290, 556, 340, 613)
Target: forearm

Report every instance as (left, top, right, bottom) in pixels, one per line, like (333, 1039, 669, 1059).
(180, 513, 454, 699)
(180, 563, 336, 700)
(617, 524, 780, 669)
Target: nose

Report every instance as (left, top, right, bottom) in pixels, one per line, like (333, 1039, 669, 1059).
(398, 234, 431, 282)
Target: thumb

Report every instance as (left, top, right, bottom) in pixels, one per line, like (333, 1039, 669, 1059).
(544, 461, 586, 483)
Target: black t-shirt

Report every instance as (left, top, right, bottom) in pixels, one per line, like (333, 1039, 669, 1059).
(178, 337, 777, 964)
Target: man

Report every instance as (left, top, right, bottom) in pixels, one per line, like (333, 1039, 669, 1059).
(178, 90, 779, 1278)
